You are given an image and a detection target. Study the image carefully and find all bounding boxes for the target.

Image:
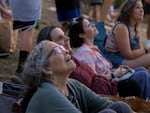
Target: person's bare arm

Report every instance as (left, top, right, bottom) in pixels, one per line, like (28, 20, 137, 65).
(137, 23, 143, 49)
(0, 4, 12, 19)
(113, 23, 146, 59)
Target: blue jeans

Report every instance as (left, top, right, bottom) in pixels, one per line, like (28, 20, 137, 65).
(98, 101, 132, 113)
(130, 67, 150, 99)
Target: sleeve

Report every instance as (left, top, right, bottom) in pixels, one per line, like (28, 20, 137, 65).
(72, 80, 113, 113)
(73, 50, 98, 74)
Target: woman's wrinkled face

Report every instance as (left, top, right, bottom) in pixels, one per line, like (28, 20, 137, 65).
(45, 41, 76, 74)
(82, 19, 99, 38)
(131, 0, 144, 21)
(50, 27, 69, 47)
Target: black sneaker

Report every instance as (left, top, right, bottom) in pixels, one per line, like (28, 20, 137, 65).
(0, 49, 10, 58)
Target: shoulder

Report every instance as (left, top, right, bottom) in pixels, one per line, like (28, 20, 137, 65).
(73, 45, 91, 57)
(33, 82, 62, 99)
(113, 22, 128, 35)
(114, 22, 127, 30)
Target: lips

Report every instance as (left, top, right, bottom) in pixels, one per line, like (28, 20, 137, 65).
(66, 56, 72, 62)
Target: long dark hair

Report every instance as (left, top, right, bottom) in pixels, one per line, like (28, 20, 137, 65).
(117, 0, 140, 25)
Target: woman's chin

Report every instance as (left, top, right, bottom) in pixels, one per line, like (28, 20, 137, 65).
(70, 61, 76, 70)
(67, 60, 76, 70)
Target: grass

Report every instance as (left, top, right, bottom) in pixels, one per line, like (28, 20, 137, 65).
(0, 0, 147, 81)
(0, 0, 58, 80)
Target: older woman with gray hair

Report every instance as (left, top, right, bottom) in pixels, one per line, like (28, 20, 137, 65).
(20, 40, 134, 113)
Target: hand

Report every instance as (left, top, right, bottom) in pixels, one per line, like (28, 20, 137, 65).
(64, 36, 72, 52)
(2, 10, 12, 20)
(112, 65, 131, 78)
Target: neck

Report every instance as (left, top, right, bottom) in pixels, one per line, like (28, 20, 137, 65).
(50, 74, 69, 96)
(129, 18, 137, 27)
(84, 38, 94, 46)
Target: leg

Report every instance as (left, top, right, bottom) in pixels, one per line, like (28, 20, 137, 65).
(101, 0, 113, 21)
(16, 28, 35, 74)
(125, 53, 150, 72)
(19, 29, 35, 51)
(98, 109, 116, 113)
(145, 15, 150, 48)
(95, 4, 102, 22)
(130, 67, 150, 99)
(89, 5, 94, 19)
(107, 101, 133, 113)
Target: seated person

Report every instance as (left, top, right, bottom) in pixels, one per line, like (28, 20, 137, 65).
(37, 25, 118, 96)
(36, 25, 143, 98)
(20, 40, 134, 113)
(103, 0, 150, 71)
(68, 15, 150, 100)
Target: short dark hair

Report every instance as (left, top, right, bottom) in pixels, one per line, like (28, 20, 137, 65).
(68, 17, 85, 48)
(117, 0, 141, 25)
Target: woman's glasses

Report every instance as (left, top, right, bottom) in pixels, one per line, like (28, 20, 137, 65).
(43, 46, 67, 65)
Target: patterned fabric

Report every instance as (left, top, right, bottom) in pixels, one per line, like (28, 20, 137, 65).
(104, 22, 121, 52)
(103, 22, 140, 68)
(70, 56, 118, 96)
(105, 22, 139, 52)
(73, 44, 112, 77)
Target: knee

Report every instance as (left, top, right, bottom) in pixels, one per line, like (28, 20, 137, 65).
(98, 109, 116, 113)
(108, 101, 132, 113)
(135, 67, 148, 72)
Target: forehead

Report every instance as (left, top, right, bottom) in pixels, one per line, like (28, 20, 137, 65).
(45, 41, 58, 51)
(51, 28, 64, 39)
(83, 19, 90, 26)
(136, 0, 142, 6)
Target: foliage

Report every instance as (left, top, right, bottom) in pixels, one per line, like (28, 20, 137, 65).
(114, 0, 125, 9)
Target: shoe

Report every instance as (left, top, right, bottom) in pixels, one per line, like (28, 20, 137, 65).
(0, 49, 10, 58)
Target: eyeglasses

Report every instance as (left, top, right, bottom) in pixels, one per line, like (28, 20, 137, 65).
(43, 46, 67, 65)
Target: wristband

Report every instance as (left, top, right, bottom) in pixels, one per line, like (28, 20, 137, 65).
(144, 48, 148, 54)
(111, 73, 115, 79)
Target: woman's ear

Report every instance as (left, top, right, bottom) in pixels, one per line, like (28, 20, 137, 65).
(79, 33, 85, 39)
(42, 67, 53, 75)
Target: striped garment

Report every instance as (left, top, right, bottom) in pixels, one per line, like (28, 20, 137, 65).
(73, 44, 112, 77)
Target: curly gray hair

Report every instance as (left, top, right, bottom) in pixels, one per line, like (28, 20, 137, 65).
(23, 40, 54, 88)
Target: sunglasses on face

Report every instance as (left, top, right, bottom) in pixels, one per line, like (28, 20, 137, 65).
(43, 46, 67, 65)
